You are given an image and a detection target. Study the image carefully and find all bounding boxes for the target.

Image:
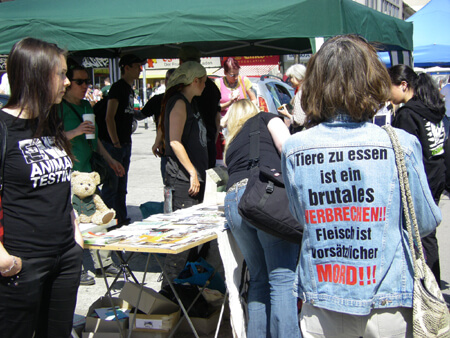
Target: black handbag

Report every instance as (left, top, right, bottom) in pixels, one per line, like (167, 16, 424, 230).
(237, 114, 303, 243)
(62, 100, 109, 183)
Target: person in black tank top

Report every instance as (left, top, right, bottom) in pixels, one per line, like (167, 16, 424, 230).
(159, 62, 210, 288)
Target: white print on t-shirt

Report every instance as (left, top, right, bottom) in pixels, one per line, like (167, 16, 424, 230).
(19, 137, 73, 188)
(425, 120, 445, 157)
(125, 93, 134, 114)
(193, 111, 207, 148)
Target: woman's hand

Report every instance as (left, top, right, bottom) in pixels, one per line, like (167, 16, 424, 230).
(65, 121, 95, 140)
(108, 158, 125, 177)
(277, 105, 292, 119)
(152, 140, 164, 157)
(188, 171, 200, 196)
(0, 255, 22, 277)
(76, 121, 95, 136)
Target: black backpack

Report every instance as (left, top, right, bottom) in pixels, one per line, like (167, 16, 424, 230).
(93, 97, 109, 141)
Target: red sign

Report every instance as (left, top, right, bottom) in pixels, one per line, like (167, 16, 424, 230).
(222, 56, 280, 66)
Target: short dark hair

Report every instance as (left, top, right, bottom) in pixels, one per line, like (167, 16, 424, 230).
(301, 35, 391, 127)
(224, 57, 240, 73)
(66, 58, 87, 82)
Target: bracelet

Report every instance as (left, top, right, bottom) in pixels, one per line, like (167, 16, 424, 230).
(1, 256, 17, 274)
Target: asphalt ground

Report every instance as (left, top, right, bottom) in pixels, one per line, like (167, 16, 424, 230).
(75, 118, 450, 336)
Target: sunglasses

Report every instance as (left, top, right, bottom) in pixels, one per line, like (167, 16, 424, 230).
(71, 79, 91, 85)
(227, 73, 239, 78)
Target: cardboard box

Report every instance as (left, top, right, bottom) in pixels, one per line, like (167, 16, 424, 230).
(130, 309, 180, 333)
(82, 333, 123, 338)
(204, 166, 228, 205)
(84, 329, 166, 338)
(128, 331, 169, 338)
(120, 282, 179, 315)
(178, 309, 221, 335)
(84, 297, 130, 333)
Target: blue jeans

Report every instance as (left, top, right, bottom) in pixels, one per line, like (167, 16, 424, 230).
(225, 184, 301, 338)
(101, 142, 132, 223)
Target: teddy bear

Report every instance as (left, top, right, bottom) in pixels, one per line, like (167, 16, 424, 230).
(71, 171, 115, 225)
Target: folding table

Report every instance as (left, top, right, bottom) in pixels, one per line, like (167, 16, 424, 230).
(85, 212, 227, 338)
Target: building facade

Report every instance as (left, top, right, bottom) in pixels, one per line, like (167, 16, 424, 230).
(355, 0, 431, 19)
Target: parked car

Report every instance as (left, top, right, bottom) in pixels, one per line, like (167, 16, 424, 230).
(0, 94, 8, 109)
(248, 75, 295, 114)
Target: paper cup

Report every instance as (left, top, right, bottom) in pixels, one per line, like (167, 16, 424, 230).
(82, 113, 95, 139)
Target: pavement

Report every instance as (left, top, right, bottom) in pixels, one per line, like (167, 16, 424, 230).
(75, 118, 450, 336)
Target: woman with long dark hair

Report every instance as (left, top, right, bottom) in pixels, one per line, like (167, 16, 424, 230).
(389, 64, 446, 286)
(0, 37, 84, 337)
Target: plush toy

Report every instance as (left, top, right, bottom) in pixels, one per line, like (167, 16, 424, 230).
(71, 171, 115, 225)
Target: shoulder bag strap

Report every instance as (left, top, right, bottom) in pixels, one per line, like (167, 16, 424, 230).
(382, 125, 427, 276)
(63, 99, 95, 151)
(247, 114, 260, 170)
(238, 76, 248, 99)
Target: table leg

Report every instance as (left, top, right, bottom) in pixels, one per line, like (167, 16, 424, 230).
(214, 289, 228, 338)
(114, 251, 140, 284)
(96, 250, 126, 337)
(153, 254, 200, 338)
(126, 252, 152, 338)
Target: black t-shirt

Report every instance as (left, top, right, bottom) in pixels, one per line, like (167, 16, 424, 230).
(0, 110, 74, 257)
(103, 79, 135, 144)
(194, 77, 221, 140)
(164, 93, 208, 183)
(141, 93, 163, 127)
(226, 113, 281, 189)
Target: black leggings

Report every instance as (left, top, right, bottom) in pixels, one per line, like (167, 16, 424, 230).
(0, 243, 83, 338)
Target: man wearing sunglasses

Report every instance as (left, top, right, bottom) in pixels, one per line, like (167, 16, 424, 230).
(99, 54, 146, 227)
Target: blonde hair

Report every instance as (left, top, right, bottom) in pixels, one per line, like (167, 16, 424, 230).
(224, 99, 259, 163)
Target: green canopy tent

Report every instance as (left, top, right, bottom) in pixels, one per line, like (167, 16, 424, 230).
(0, 0, 412, 61)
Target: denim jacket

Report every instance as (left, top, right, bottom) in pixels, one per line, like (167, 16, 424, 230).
(281, 116, 442, 315)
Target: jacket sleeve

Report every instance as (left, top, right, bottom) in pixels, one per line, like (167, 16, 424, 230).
(281, 142, 304, 224)
(403, 134, 442, 237)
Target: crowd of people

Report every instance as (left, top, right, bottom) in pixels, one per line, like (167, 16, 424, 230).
(0, 35, 447, 337)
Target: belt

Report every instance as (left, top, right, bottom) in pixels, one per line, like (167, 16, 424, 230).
(227, 178, 248, 193)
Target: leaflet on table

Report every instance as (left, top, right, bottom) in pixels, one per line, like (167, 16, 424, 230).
(145, 204, 226, 226)
(83, 232, 129, 245)
(83, 203, 225, 248)
(113, 224, 219, 248)
(79, 218, 117, 234)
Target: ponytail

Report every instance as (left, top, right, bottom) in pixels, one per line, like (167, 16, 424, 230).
(415, 73, 445, 112)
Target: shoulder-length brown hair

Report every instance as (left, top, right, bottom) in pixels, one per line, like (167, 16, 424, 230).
(5, 37, 72, 157)
(301, 35, 391, 127)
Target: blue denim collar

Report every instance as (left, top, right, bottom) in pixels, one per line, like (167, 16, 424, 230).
(327, 113, 354, 123)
